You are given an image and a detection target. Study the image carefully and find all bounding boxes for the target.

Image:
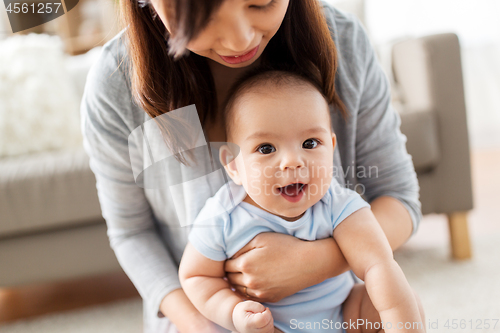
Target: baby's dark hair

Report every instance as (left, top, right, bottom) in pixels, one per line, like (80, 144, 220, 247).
(221, 68, 331, 140)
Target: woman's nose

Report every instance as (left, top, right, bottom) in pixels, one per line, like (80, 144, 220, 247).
(218, 15, 255, 52)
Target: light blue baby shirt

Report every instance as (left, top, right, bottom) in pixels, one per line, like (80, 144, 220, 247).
(188, 177, 370, 333)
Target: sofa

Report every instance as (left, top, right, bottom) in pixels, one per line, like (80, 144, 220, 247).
(0, 31, 473, 288)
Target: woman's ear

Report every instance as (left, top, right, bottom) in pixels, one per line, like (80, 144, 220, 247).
(331, 133, 337, 150)
(219, 144, 242, 185)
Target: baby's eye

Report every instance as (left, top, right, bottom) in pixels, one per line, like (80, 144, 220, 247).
(258, 144, 276, 154)
(303, 139, 319, 149)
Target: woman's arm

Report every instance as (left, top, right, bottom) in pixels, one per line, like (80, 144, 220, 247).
(371, 196, 413, 250)
(160, 289, 222, 332)
(81, 42, 208, 329)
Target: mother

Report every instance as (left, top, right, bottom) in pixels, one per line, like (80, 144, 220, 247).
(81, 0, 421, 331)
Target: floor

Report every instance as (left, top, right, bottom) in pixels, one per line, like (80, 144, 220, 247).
(403, 148, 500, 252)
(0, 148, 498, 327)
(0, 272, 139, 324)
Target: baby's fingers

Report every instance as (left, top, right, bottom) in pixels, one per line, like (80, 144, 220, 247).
(241, 300, 267, 313)
(246, 307, 273, 332)
(234, 301, 274, 333)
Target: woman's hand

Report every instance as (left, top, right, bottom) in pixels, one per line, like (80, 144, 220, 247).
(224, 233, 350, 303)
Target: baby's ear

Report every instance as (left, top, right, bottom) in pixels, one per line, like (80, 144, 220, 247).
(331, 133, 337, 150)
(219, 144, 242, 185)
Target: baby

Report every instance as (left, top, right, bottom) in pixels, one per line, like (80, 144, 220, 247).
(179, 70, 425, 333)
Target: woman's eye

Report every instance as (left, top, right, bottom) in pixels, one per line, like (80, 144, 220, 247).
(258, 144, 276, 154)
(303, 139, 319, 149)
(249, 0, 276, 10)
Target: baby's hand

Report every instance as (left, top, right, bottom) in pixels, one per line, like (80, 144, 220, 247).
(232, 301, 274, 333)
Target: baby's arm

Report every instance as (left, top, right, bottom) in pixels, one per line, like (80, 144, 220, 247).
(179, 242, 274, 333)
(333, 207, 424, 332)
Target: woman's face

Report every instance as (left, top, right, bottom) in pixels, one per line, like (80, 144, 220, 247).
(151, 0, 289, 68)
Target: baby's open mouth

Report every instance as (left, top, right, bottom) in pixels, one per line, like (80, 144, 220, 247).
(278, 183, 306, 197)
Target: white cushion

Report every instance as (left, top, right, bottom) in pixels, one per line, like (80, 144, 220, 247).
(0, 34, 83, 157)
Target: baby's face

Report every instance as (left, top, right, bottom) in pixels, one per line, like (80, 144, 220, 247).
(222, 84, 336, 221)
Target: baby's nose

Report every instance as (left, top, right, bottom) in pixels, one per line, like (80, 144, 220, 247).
(279, 153, 305, 171)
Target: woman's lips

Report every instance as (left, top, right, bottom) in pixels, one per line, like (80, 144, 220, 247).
(279, 183, 307, 203)
(218, 45, 259, 64)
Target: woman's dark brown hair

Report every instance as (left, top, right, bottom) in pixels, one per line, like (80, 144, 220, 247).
(120, 0, 346, 164)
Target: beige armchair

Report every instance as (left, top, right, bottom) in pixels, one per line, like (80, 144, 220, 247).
(392, 33, 474, 260)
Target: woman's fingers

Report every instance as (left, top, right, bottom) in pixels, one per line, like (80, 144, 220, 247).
(224, 257, 242, 273)
(225, 233, 315, 303)
(224, 239, 258, 273)
(225, 233, 276, 273)
(228, 274, 263, 302)
(233, 284, 261, 302)
(233, 284, 250, 298)
(226, 272, 244, 285)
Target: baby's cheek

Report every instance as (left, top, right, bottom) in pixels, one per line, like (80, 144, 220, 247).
(247, 179, 262, 196)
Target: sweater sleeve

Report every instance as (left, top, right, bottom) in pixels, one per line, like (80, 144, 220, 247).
(321, 3, 422, 234)
(80, 41, 181, 319)
(352, 18, 422, 234)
